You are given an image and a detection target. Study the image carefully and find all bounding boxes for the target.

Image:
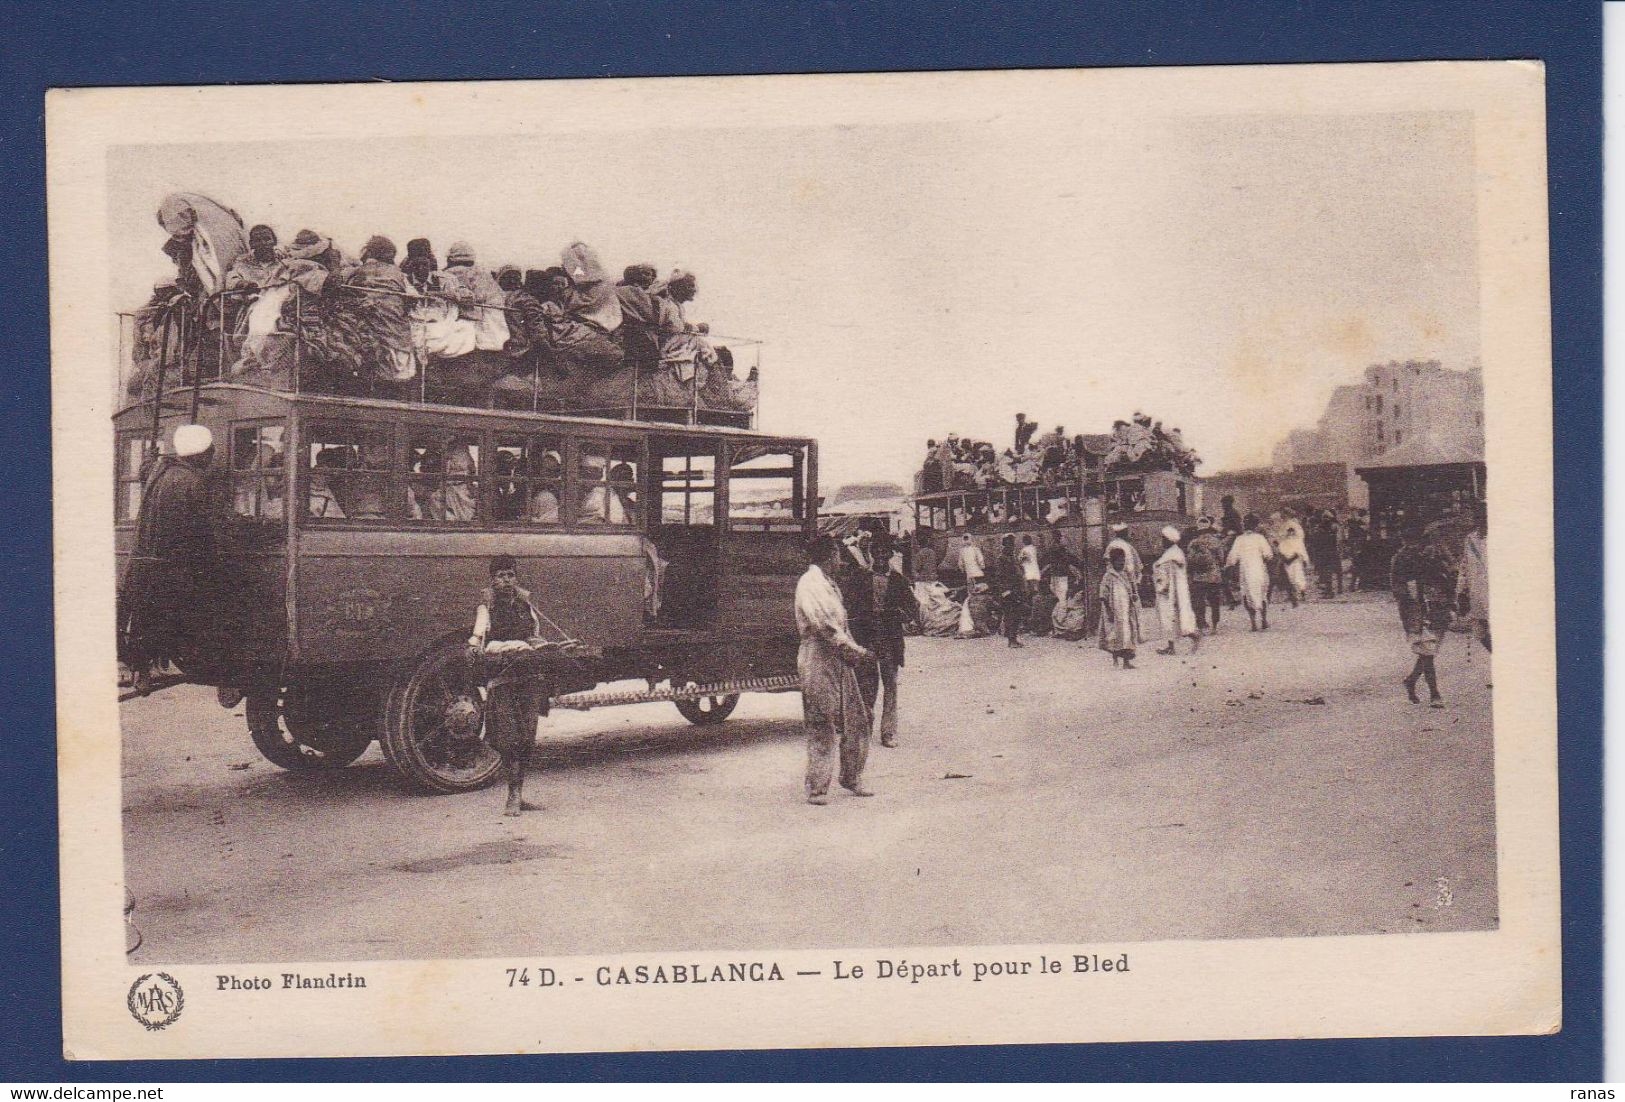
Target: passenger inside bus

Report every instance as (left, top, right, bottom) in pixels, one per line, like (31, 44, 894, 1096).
(530, 449, 563, 523)
(309, 447, 348, 519)
(406, 440, 479, 523)
(576, 450, 631, 525)
(232, 433, 286, 520)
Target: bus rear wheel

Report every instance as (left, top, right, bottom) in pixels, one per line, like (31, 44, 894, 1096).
(675, 693, 739, 725)
(381, 638, 504, 794)
(245, 686, 375, 771)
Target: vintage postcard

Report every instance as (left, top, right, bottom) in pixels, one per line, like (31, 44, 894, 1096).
(48, 62, 1557, 1060)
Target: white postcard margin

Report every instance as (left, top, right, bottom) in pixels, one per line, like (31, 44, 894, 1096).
(47, 62, 1558, 1060)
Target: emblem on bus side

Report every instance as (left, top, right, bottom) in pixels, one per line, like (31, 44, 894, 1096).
(332, 588, 389, 631)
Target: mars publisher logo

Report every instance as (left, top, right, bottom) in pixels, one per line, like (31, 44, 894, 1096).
(128, 972, 184, 1031)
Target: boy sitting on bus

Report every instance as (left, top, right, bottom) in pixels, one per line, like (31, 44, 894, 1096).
(467, 554, 550, 817)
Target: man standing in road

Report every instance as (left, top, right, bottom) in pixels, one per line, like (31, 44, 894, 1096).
(1225, 514, 1276, 631)
(795, 536, 875, 805)
(1040, 530, 1080, 604)
(1153, 525, 1199, 655)
(1019, 534, 1042, 599)
(467, 554, 549, 817)
(1185, 516, 1225, 634)
(861, 532, 918, 748)
(1104, 522, 1143, 598)
(1457, 504, 1491, 654)
(994, 535, 1027, 649)
(1308, 509, 1344, 598)
(956, 532, 985, 590)
(1098, 545, 1142, 668)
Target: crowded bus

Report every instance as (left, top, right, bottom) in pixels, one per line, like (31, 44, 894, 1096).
(116, 196, 811, 793)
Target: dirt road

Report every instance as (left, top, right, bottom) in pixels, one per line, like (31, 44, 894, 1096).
(123, 590, 1496, 964)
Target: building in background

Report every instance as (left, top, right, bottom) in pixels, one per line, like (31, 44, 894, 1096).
(1220, 358, 1484, 515)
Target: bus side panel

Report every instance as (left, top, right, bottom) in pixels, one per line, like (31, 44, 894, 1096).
(715, 533, 802, 636)
(294, 531, 646, 666)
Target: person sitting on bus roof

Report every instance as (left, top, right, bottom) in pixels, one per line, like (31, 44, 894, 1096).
(496, 265, 545, 360)
(614, 263, 663, 372)
(402, 238, 478, 364)
(336, 235, 417, 383)
(282, 228, 349, 276)
(653, 270, 718, 383)
(700, 345, 758, 413)
(402, 238, 439, 293)
(550, 242, 624, 376)
(491, 265, 547, 409)
(441, 241, 510, 353)
(126, 278, 189, 400)
(535, 259, 622, 377)
(225, 225, 284, 292)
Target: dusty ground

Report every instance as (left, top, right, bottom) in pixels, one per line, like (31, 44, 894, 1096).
(123, 590, 1497, 964)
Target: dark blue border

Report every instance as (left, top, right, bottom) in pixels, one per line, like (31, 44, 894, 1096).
(0, 0, 1601, 1082)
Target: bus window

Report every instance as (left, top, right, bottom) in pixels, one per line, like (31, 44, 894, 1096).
(307, 424, 392, 521)
(491, 433, 565, 525)
(660, 450, 715, 526)
(230, 422, 285, 520)
(727, 443, 805, 531)
(116, 434, 156, 524)
(577, 441, 639, 526)
(408, 432, 480, 524)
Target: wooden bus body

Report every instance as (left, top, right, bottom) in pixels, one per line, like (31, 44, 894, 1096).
(115, 382, 816, 792)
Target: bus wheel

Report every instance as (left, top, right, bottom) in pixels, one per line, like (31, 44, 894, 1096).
(245, 689, 373, 771)
(381, 639, 503, 794)
(675, 694, 740, 725)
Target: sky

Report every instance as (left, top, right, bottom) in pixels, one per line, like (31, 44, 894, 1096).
(107, 108, 1479, 492)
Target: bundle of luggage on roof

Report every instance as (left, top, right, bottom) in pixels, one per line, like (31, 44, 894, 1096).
(125, 192, 759, 417)
(918, 411, 1201, 493)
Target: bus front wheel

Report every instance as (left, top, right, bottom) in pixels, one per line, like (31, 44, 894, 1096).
(245, 687, 374, 771)
(675, 693, 740, 725)
(381, 638, 504, 794)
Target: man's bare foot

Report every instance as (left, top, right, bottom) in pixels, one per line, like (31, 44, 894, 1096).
(806, 795, 829, 806)
(844, 785, 875, 797)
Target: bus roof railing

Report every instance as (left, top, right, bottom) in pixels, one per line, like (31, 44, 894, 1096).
(115, 283, 763, 430)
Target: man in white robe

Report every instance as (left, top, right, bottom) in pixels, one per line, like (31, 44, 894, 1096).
(795, 536, 875, 805)
(1276, 508, 1310, 605)
(1225, 514, 1276, 631)
(1152, 525, 1199, 655)
(1457, 506, 1490, 653)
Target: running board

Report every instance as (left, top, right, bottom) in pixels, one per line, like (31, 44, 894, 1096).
(550, 674, 801, 711)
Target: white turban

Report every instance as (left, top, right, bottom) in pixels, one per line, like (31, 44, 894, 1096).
(173, 424, 213, 457)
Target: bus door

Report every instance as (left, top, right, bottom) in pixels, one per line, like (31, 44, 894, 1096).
(718, 440, 812, 634)
(649, 435, 720, 629)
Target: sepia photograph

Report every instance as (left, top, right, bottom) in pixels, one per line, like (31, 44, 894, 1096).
(47, 62, 1559, 1059)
